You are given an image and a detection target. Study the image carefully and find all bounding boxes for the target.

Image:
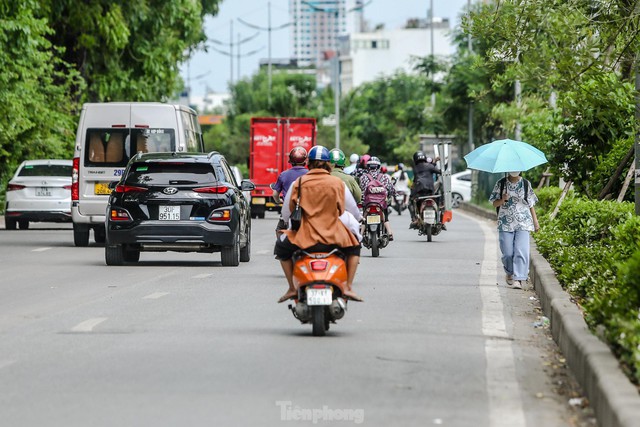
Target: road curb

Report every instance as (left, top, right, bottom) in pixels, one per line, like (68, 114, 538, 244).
(459, 202, 640, 427)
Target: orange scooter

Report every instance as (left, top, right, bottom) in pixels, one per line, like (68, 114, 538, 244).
(288, 248, 349, 336)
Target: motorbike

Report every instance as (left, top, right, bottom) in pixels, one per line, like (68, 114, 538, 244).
(288, 249, 349, 336)
(414, 194, 452, 242)
(361, 202, 390, 257)
(392, 190, 408, 215)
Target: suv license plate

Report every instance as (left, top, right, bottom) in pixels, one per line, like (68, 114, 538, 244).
(306, 288, 332, 306)
(159, 206, 181, 221)
(36, 187, 52, 197)
(366, 215, 381, 225)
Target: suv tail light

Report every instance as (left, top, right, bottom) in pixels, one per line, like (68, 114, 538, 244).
(115, 184, 148, 193)
(110, 208, 132, 221)
(209, 209, 231, 222)
(194, 185, 229, 194)
(72, 157, 79, 201)
(6, 184, 26, 191)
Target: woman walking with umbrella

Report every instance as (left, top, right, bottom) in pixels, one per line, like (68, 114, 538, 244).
(464, 139, 546, 289)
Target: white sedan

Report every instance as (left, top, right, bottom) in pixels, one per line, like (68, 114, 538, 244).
(4, 159, 73, 230)
(450, 170, 472, 208)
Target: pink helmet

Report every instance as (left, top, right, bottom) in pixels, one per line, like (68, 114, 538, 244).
(359, 154, 371, 168)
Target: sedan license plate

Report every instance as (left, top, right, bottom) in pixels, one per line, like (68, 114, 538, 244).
(423, 209, 436, 224)
(159, 205, 181, 221)
(36, 187, 52, 197)
(366, 214, 381, 225)
(306, 288, 332, 306)
(94, 182, 112, 195)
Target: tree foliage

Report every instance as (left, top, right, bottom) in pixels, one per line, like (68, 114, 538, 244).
(0, 0, 221, 194)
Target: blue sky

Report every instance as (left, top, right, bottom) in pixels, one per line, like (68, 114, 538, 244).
(181, 0, 471, 97)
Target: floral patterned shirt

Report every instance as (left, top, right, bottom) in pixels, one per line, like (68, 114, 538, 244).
(489, 177, 538, 232)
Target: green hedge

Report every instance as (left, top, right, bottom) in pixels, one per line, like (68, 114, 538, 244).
(534, 187, 640, 383)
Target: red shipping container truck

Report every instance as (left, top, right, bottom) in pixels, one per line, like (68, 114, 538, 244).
(249, 117, 317, 218)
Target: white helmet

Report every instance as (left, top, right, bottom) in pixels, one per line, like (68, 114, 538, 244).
(349, 153, 359, 164)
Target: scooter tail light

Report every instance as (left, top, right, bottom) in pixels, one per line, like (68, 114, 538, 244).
(310, 260, 329, 271)
(366, 205, 381, 214)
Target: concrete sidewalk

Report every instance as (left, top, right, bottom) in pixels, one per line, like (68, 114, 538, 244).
(460, 202, 640, 427)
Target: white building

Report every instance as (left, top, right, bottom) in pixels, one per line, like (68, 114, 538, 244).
(338, 18, 452, 94)
(179, 91, 231, 114)
(289, 0, 363, 67)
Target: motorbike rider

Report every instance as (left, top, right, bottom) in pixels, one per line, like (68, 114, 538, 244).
(409, 151, 441, 228)
(352, 154, 371, 180)
(272, 147, 309, 236)
(343, 153, 359, 175)
(391, 163, 411, 208)
(275, 145, 363, 303)
(359, 156, 395, 241)
(329, 148, 362, 203)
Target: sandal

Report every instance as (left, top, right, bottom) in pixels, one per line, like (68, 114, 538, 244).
(277, 290, 297, 303)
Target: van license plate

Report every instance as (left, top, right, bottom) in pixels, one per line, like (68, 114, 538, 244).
(366, 215, 381, 225)
(36, 187, 52, 197)
(94, 182, 112, 195)
(159, 206, 180, 221)
(306, 288, 332, 306)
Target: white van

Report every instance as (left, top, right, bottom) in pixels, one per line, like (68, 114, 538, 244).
(71, 102, 204, 246)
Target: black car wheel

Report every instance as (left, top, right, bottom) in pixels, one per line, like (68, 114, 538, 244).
(74, 224, 90, 247)
(240, 227, 251, 262)
(105, 245, 125, 266)
(94, 226, 106, 244)
(221, 233, 240, 266)
(123, 247, 140, 263)
(5, 218, 17, 230)
(18, 220, 29, 230)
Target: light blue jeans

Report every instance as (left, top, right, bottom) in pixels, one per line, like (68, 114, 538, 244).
(498, 230, 530, 281)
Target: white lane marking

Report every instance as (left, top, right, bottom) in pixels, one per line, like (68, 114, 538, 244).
(71, 317, 108, 332)
(192, 273, 212, 279)
(143, 292, 169, 299)
(32, 247, 52, 252)
(461, 212, 526, 427)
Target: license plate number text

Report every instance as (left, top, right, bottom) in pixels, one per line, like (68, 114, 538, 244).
(159, 206, 181, 221)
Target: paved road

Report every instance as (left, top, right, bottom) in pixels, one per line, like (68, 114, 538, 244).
(0, 212, 595, 426)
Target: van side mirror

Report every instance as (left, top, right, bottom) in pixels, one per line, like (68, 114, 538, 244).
(241, 180, 255, 191)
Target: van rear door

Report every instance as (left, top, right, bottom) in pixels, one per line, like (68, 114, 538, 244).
(249, 118, 280, 204)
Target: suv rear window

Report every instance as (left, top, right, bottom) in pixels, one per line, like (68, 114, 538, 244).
(85, 128, 176, 167)
(19, 164, 72, 177)
(125, 163, 217, 186)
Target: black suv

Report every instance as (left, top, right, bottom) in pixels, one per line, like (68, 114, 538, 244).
(105, 152, 254, 266)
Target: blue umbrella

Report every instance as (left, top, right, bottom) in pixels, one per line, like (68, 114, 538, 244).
(463, 139, 547, 173)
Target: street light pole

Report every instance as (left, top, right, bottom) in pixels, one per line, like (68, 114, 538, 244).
(238, 2, 290, 107)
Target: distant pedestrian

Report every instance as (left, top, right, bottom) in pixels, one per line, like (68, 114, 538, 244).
(344, 153, 359, 175)
(489, 172, 540, 289)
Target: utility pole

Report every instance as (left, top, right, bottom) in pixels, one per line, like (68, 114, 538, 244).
(211, 25, 260, 88)
(430, 0, 436, 108)
(238, 2, 290, 107)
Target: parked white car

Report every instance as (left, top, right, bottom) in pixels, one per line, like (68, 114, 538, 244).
(4, 159, 73, 229)
(450, 170, 472, 208)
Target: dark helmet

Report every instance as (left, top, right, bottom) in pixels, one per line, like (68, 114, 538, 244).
(289, 146, 308, 165)
(413, 151, 427, 164)
(308, 145, 330, 161)
(367, 156, 381, 170)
